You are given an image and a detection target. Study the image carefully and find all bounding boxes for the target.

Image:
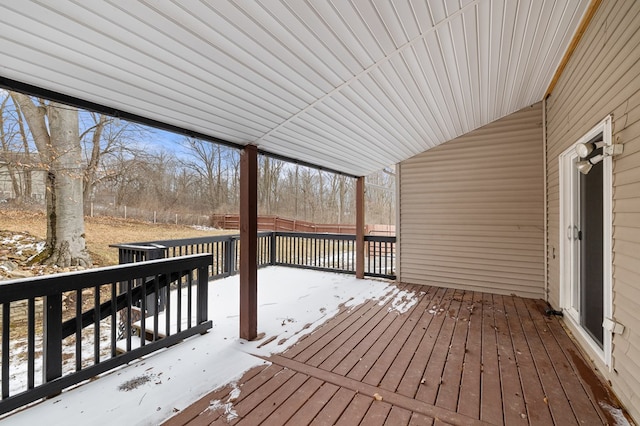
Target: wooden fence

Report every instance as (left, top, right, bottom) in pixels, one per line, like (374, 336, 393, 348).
(210, 214, 395, 236)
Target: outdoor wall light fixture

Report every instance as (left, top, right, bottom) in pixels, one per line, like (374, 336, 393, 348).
(576, 154, 604, 175)
(602, 144, 624, 156)
(575, 140, 605, 158)
(574, 137, 623, 174)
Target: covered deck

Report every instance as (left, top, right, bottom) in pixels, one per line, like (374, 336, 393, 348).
(166, 283, 624, 426)
(1, 1, 636, 423)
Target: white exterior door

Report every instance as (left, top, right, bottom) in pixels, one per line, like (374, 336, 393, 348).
(559, 116, 613, 367)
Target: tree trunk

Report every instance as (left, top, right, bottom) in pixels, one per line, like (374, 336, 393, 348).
(47, 104, 90, 267)
(12, 93, 91, 267)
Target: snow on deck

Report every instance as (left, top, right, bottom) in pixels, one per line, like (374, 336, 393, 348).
(2, 267, 413, 426)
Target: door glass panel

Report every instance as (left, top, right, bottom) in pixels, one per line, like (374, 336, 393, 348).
(579, 153, 604, 347)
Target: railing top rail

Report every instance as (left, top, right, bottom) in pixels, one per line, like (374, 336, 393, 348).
(0, 254, 213, 303)
(110, 231, 273, 249)
(111, 243, 167, 250)
(364, 235, 397, 242)
(273, 231, 357, 240)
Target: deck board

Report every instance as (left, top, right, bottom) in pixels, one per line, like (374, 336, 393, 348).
(502, 295, 554, 425)
(457, 290, 483, 420)
(284, 382, 340, 426)
(232, 368, 296, 420)
(163, 284, 627, 426)
(524, 299, 605, 424)
(390, 287, 451, 395)
(310, 387, 355, 425)
(331, 284, 423, 378)
(435, 289, 473, 412)
(409, 412, 435, 425)
(354, 285, 440, 386)
(315, 291, 400, 372)
(291, 300, 380, 364)
(512, 297, 577, 425)
(361, 400, 393, 425)
(414, 289, 463, 405)
(385, 406, 413, 425)
(261, 377, 323, 426)
(479, 292, 503, 425)
(334, 393, 372, 425)
(529, 299, 613, 424)
(237, 372, 308, 424)
(493, 294, 528, 425)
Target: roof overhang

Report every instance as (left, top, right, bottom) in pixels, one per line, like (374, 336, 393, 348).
(0, 0, 591, 176)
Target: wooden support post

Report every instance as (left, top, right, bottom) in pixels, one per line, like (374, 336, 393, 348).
(356, 176, 365, 279)
(240, 145, 258, 340)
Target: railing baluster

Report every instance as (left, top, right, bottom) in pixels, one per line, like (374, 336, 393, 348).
(28, 298, 35, 390)
(187, 271, 193, 328)
(312, 237, 316, 267)
(44, 294, 62, 384)
(197, 265, 208, 324)
(153, 275, 160, 341)
(177, 270, 182, 333)
(306, 237, 310, 266)
(76, 289, 82, 371)
(2, 302, 10, 398)
(126, 279, 132, 352)
(140, 278, 147, 348)
(333, 239, 337, 269)
(270, 232, 276, 265)
(110, 282, 117, 358)
(165, 280, 171, 337)
(384, 242, 389, 274)
(94, 285, 100, 364)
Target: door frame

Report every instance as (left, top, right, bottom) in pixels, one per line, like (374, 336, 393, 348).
(558, 115, 613, 368)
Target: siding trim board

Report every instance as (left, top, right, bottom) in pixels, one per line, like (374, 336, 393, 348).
(399, 102, 544, 299)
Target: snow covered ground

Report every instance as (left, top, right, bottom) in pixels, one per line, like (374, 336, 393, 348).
(2, 267, 418, 426)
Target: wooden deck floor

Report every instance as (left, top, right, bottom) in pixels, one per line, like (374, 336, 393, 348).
(164, 284, 628, 425)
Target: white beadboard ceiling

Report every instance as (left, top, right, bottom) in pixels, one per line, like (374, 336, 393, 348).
(0, 0, 589, 176)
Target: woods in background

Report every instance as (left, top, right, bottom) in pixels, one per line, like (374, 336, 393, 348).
(1, 90, 395, 233)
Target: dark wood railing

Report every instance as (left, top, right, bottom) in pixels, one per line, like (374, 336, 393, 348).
(0, 254, 212, 416)
(112, 232, 275, 279)
(0, 231, 393, 416)
(112, 231, 396, 280)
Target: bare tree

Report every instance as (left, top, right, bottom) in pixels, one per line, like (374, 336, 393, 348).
(81, 114, 151, 209)
(11, 93, 91, 267)
(0, 93, 39, 202)
(258, 156, 284, 215)
(181, 137, 222, 210)
(81, 113, 108, 206)
(180, 138, 241, 213)
(0, 94, 21, 200)
(365, 168, 395, 225)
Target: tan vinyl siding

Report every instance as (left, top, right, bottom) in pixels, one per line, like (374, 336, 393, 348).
(398, 102, 544, 298)
(546, 0, 640, 420)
